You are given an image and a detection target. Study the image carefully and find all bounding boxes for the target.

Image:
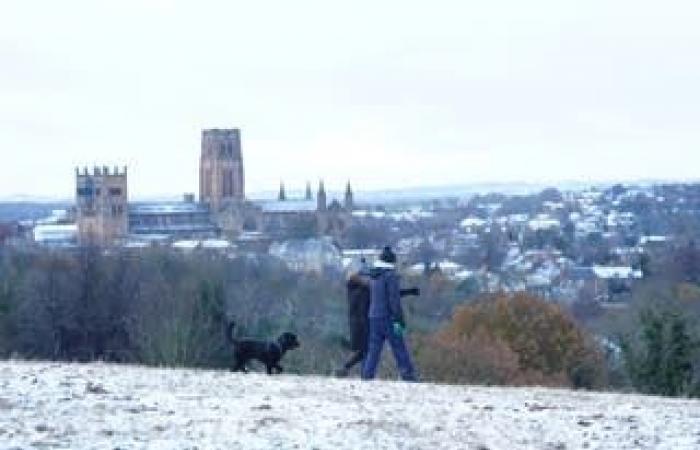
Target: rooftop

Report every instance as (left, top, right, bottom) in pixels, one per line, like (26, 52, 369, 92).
(256, 200, 318, 213)
(129, 202, 210, 215)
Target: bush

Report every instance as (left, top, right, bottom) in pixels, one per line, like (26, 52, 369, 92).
(416, 293, 606, 388)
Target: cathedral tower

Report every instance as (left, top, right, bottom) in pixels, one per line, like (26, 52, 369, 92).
(200, 128, 245, 210)
(76, 166, 128, 245)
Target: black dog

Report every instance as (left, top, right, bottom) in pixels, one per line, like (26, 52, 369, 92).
(226, 322, 300, 375)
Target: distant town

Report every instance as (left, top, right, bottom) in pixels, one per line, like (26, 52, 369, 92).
(1, 128, 699, 310)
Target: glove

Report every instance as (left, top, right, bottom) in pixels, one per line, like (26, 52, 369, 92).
(392, 321, 405, 337)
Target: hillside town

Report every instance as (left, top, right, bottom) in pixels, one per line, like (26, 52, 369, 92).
(4, 174, 700, 312)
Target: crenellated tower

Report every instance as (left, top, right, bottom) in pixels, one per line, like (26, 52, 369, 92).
(200, 128, 245, 211)
(76, 165, 128, 245)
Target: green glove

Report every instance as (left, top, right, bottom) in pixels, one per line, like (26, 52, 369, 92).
(392, 321, 405, 337)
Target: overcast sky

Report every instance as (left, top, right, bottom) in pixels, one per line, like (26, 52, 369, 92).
(1, 0, 699, 199)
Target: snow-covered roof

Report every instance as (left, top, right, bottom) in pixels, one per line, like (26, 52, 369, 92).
(460, 217, 487, 228)
(543, 201, 564, 210)
(342, 249, 380, 258)
(236, 231, 267, 242)
(592, 266, 643, 279)
(123, 241, 150, 249)
(352, 210, 386, 219)
(454, 270, 475, 280)
(36, 209, 70, 225)
(129, 202, 209, 215)
(389, 210, 434, 222)
(258, 200, 318, 213)
(438, 260, 463, 271)
(200, 239, 232, 249)
(526, 273, 551, 287)
(171, 239, 233, 250)
(507, 214, 529, 223)
(172, 240, 200, 250)
(528, 217, 560, 231)
(640, 235, 669, 245)
(33, 224, 77, 243)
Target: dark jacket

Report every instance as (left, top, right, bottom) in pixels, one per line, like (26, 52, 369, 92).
(346, 274, 370, 351)
(368, 266, 405, 326)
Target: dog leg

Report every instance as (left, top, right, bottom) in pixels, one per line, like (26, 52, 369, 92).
(266, 365, 273, 375)
(232, 359, 247, 372)
(274, 364, 284, 374)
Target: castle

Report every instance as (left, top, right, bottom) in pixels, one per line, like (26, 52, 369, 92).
(75, 128, 354, 245)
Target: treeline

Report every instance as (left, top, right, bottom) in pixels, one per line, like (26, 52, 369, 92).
(1, 246, 698, 397)
(0, 247, 349, 373)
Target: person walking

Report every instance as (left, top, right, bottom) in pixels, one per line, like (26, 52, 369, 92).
(335, 259, 371, 377)
(361, 246, 417, 381)
(336, 257, 421, 377)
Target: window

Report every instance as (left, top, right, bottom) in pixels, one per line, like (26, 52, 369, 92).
(223, 169, 233, 197)
(204, 170, 211, 197)
(109, 187, 122, 196)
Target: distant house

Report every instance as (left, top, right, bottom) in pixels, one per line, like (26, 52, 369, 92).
(591, 266, 643, 280)
(33, 224, 77, 247)
(528, 215, 560, 231)
(640, 235, 669, 246)
(269, 237, 342, 273)
(171, 239, 233, 252)
(460, 217, 488, 231)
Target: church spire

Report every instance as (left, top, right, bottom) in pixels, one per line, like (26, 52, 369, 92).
(317, 180, 327, 212)
(344, 181, 354, 211)
(278, 181, 286, 201)
(305, 181, 313, 200)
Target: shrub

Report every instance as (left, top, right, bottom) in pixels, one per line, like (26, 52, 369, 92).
(416, 293, 606, 388)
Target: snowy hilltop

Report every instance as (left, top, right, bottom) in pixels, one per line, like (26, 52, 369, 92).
(1, 361, 699, 449)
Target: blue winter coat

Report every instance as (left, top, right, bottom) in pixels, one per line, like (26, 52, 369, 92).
(368, 266, 405, 325)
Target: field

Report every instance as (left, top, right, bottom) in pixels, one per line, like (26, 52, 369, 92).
(1, 361, 699, 449)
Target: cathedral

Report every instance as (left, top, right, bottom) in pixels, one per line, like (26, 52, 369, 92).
(75, 128, 354, 245)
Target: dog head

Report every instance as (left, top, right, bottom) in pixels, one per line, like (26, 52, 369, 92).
(278, 332, 300, 352)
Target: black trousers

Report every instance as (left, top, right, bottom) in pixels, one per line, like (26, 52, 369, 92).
(343, 347, 367, 370)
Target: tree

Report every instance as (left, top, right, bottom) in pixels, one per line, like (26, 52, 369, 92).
(621, 309, 698, 397)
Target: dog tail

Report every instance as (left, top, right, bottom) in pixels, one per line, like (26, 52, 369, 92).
(226, 321, 237, 345)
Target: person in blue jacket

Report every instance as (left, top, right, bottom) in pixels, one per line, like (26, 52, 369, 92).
(361, 246, 417, 381)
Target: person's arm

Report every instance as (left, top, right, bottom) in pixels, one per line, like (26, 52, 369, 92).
(387, 272, 405, 327)
(400, 287, 420, 297)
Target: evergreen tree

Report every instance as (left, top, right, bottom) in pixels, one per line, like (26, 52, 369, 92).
(622, 309, 697, 397)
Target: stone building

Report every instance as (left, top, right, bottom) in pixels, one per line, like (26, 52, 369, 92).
(73, 127, 355, 246)
(199, 128, 245, 209)
(75, 166, 128, 245)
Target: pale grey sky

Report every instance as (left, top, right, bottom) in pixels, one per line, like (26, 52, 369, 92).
(1, 0, 699, 199)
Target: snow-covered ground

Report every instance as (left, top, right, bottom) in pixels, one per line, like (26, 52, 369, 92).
(1, 361, 699, 449)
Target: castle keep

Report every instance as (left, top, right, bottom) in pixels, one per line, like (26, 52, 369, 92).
(75, 128, 354, 245)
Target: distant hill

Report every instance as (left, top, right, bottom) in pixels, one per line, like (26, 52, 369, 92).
(1, 361, 698, 449)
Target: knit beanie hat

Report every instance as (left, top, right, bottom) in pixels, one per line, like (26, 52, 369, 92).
(379, 246, 396, 264)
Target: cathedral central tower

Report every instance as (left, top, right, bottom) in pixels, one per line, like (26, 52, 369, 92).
(199, 128, 245, 210)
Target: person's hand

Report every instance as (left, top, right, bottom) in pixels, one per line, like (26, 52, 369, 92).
(392, 321, 405, 337)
